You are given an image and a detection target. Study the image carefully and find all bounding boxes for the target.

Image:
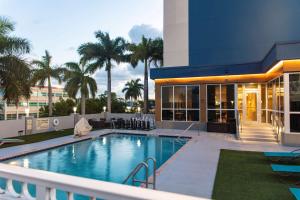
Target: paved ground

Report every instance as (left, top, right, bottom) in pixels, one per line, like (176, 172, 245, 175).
(0, 129, 295, 199)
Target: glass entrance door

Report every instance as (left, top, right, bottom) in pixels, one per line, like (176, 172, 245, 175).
(246, 92, 258, 122)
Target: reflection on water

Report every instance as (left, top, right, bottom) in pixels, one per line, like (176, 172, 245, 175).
(2, 134, 188, 200)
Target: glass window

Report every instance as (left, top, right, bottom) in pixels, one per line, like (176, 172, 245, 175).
(221, 85, 235, 109)
(208, 110, 220, 123)
(162, 87, 173, 108)
(161, 85, 200, 122)
(267, 82, 273, 110)
(187, 86, 199, 109)
(262, 110, 266, 123)
(174, 110, 186, 121)
(221, 110, 235, 123)
(174, 86, 186, 109)
(280, 76, 284, 111)
(187, 110, 199, 121)
(261, 84, 266, 110)
(207, 85, 220, 109)
(291, 114, 300, 132)
(237, 85, 243, 110)
(290, 74, 300, 112)
(162, 110, 173, 121)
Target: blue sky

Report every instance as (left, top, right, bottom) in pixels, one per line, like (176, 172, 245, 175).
(0, 0, 163, 98)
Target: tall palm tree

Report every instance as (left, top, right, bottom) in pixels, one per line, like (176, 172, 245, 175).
(128, 36, 163, 113)
(151, 38, 163, 68)
(63, 61, 97, 115)
(0, 17, 31, 119)
(78, 31, 126, 113)
(31, 50, 63, 117)
(122, 79, 143, 101)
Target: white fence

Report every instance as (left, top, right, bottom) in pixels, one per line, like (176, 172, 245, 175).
(0, 163, 205, 200)
(0, 113, 154, 139)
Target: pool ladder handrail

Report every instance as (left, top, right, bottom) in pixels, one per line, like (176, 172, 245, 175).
(123, 157, 157, 189)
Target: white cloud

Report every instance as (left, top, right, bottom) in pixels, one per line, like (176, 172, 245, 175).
(129, 24, 162, 43)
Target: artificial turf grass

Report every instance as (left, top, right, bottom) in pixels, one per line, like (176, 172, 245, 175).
(0, 129, 74, 149)
(212, 149, 300, 200)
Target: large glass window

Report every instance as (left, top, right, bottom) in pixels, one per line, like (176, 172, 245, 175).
(290, 74, 300, 112)
(161, 85, 200, 121)
(207, 84, 235, 123)
(290, 74, 300, 133)
(162, 87, 173, 108)
(207, 85, 220, 109)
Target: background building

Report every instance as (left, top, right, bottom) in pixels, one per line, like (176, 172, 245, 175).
(0, 86, 69, 120)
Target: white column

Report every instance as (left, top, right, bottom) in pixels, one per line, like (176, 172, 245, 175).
(164, 0, 189, 67)
(284, 73, 290, 133)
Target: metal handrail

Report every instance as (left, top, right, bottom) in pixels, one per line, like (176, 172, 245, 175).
(235, 111, 242, 139)
(176, 122, 199, 142)
(271, 113, 283, 143)
(123, 157, 157, 189)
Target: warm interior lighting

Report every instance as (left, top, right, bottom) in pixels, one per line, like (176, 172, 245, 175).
(155, 59, 300, 84)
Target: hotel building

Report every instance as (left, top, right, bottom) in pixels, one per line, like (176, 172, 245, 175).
(150, 0, 300, 145)
(0, 86, 69, 120)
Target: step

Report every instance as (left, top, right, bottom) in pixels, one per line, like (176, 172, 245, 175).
(241, 136, 277, 143)
(241, 134, 276, 139)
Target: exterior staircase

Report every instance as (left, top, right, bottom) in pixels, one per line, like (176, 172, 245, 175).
(240, 123, 277, 143)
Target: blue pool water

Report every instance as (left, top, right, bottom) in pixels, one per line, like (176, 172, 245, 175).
(2, 133, 188, 200)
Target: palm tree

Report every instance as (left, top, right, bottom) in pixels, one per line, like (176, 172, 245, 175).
(0, 17, 31, 119)
(151, 38, 163, 68)
(128, 36, 163, 113)
(63, 62, 97, 115)
(78, 31, 126, 113)
(31, 50, 63, 117)
(122, 79, 143, 102)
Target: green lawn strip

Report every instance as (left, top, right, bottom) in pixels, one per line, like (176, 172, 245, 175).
(0, 129, 74, 149)
(212, 149, 300, 200)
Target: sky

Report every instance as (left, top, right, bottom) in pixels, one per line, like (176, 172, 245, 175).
(0, 0, 163, 99)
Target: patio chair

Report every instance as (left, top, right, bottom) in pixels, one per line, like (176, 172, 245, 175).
(271, 164, 300, 177)
(290, 188, 300, 200)
(0, 139, 24, 146)
(264, 149, 300, 162)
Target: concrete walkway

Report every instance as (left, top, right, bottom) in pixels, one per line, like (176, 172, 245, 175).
(0, 129, 295, 199)
(151, 129, 295, 199)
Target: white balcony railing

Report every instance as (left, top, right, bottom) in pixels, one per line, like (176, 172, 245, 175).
(0, 163, 206, 200)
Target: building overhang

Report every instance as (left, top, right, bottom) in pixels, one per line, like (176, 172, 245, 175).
(151, 41, 300, 83)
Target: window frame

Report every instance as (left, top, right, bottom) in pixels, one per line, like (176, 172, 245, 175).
(206, 84, 236, 123)
(161, 85, 200, 122)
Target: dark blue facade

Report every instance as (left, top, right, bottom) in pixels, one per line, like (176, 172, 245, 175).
(189, 0, 300, 66)
(151, 0, 300, 79)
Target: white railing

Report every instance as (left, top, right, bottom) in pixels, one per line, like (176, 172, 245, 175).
(0, 163, 206, 200)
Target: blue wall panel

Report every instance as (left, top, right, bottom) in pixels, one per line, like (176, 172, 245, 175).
(189, 0, 300, 66)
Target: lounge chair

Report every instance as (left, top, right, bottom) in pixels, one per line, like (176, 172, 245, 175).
(290, 188, 300, 200)
(271, 164, 300, 173)
(264, 149, 300, 161)
(0, 139, 24, 146)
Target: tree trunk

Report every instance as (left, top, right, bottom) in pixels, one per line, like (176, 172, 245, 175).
(48, 77, 53, 117)
(144, 59, 149, 113)
(81, 93, 86, 116)
(107, 67, 112, 113)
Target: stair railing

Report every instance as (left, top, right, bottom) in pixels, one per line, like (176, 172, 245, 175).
(271, 113, 283, 143)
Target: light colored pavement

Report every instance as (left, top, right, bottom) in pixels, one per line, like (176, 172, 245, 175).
(152, 129, 295, 198)
(0, 129, 295, 199)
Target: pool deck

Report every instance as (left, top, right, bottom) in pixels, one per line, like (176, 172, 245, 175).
(0, 129, 295, 199)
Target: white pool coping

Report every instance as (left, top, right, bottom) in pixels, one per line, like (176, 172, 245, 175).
(0, 129, 295, 199)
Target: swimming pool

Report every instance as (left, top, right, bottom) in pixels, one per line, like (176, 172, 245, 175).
(2, 133, 189, 200)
